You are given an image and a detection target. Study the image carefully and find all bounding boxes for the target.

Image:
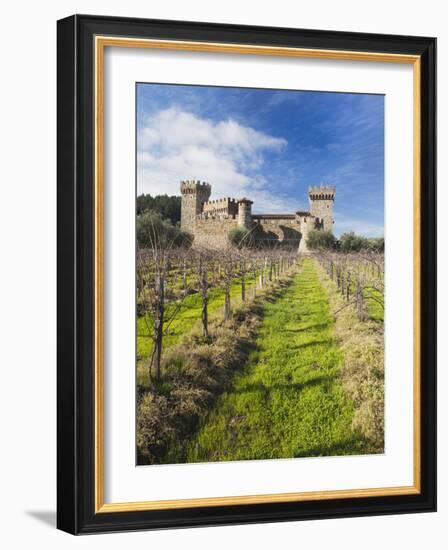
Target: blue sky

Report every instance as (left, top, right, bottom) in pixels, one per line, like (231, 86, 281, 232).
(137, 83, 384, 237)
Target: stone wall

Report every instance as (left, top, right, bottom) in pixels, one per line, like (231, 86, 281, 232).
(180, 181, 211, 232)
(297, 215, 315, 253)
(203, 197, 238, 216)
(191, 214, 318, 250)
(253, 216, 302, 245)
(179, 181, 334, 251)
(237, 199, 253, 229)
(193, 216, 239, 248)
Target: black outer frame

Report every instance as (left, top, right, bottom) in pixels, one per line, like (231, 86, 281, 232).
(57, 14, 436, 535)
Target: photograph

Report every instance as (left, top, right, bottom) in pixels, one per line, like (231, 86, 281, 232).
(135, 83, 385, 466)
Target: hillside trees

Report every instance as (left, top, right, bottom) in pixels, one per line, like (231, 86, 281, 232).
(339, 231, 365, 252)
(306, 229, 335, 250)
(339, 231, 384, 253)
(136, 193, 181, 224)
(137, 210, 191, 249)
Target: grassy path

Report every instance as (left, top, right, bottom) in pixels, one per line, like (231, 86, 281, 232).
(186, 258, 366, 462)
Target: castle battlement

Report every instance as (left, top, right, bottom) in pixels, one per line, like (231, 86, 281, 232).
(238, 197, 253, 205)
(199, 212, 237, 220)
(203, 197, 237, 208)
(308, 185, 336, 200)
(204, 197, 237, 204)
(203, 196, 238, 216)
(180, 180, 212, 195)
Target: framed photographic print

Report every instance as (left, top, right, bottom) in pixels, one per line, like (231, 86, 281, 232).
(57, 14, 436, 534)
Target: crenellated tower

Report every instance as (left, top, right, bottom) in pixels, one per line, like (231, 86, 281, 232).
(308, 185, 336, 232)
(180, 180, 211, 232)
(237, 198, 253, 229)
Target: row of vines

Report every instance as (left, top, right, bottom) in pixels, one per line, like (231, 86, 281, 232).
(137, 243, 300, 384)
(314, 251, 385, 322)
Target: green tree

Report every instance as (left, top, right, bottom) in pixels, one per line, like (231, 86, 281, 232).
(136, 193, 182, 225)
(306, 229, 335, 250)
(228, 227, 256, 248)
(137, 210, 190, 249)
(339, 231, 368, 252)
(366, 237, 384, 252)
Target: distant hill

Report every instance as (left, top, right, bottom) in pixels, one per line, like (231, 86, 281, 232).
(136, 193, 181, 225)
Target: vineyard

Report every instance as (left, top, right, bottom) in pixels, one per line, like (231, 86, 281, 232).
(315, 250, 384, 322)
(137, 246, 299, 384)
(136, 242, 385, 465)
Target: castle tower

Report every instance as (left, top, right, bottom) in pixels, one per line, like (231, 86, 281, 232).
(308, 185, 336, 232)
(237, 198, 253, 229)
(180, 180, 211, 232)
(296, 213, 311, 253)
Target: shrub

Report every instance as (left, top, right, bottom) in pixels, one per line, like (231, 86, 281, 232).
(366, 237, 384, 252)
(339, 231, 367, 252)
(339, 232, 384, 253)
(306, 229, 335, 250)
(136, 392, 175, 464)
(228, 226, 255, 247)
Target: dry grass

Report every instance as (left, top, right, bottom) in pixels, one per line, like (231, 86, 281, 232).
(137, 275, 296, 464)
(316, 260, 384, 453)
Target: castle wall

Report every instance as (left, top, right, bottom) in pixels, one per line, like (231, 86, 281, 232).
(254, 216, 303, 246)
(179, 180, 335, 251)
(297, 215, 315, 253)
(203, 197, 238, 216)
(193, 216, 239, 248)
(191, 214, 316, 249)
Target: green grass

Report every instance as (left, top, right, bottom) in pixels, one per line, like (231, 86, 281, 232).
(186, 258, 366, 462)
(335, 276, 384, 323)
(363, 287, 384, 322)
(330, 260, 384, 323)
(137, 272, 261, 385)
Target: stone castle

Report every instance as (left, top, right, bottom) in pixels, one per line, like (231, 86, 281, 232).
(180, 180, 335, 252)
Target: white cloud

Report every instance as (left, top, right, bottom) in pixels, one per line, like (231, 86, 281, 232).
(137, 107, 292, 212)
